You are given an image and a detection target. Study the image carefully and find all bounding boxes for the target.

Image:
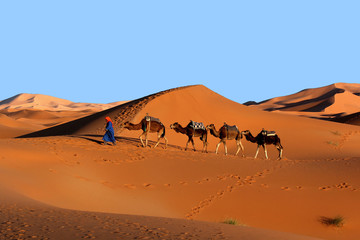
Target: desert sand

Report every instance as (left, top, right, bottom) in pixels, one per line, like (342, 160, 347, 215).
(1, 84, 360, 239)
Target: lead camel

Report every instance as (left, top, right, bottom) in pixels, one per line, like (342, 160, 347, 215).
(123, 117, 168, 149)
(241, 129, 283, 159)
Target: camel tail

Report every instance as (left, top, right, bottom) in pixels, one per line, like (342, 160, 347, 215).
(161, 127, 166, 138)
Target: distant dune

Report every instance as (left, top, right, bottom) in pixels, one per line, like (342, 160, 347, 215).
(0, 93, 127, 138)
(0, 93, 126, 111)
(244, 83, 360, 124)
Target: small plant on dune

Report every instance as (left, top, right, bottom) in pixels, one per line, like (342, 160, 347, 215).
(222, 218, 246, 226)
(222, 218, 238, 225)
(326, 141, 339, 147)
(319, 215, 344, 228)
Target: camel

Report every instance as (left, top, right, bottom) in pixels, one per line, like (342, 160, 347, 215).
(123, 116, 168, 149)
(206, 123, 244, 156)
(170, 121, 208, 152)
(241, 129, 283, 159)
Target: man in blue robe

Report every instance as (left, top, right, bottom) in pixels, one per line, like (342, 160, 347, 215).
(103, 116, 116, 145)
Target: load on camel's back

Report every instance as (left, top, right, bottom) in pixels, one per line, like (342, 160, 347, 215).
(123, 114, 168, 149)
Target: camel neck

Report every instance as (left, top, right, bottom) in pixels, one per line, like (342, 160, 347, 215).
(245, 132, 257, 143)
(176, 124, 187, 134)
(209, 127, 220, 138)
(127, 122, 142, 130)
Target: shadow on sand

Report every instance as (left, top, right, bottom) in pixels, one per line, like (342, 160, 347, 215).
(72, 135, 181, 149)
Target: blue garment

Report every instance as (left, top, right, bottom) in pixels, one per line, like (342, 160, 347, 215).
(103, 121, 116, 143)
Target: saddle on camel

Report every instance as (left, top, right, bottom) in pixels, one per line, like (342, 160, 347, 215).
(123, 114, 168, 149)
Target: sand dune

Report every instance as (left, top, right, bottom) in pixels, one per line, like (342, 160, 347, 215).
(245, 83, 360, 121)
(0, 93, 127, 138)
(0, 93, 126, 111)
(1, 85, 360, 239)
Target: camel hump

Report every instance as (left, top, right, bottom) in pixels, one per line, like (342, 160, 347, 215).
(189, 121, 206, 130)
(144, 116, 161, 123)
(224, 124, 238, 132)
(262, 129, 277, 137)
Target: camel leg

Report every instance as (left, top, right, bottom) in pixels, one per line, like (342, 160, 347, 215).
(204, 141, 208, 153)
(254, 145, 260, 158)
(164, 137, 168, 149)
(185, 138, 190, 151)
(145, 132, 149, 147)
(191, 138, 196, 151)
(277, 145, 283, 159)
(263, 144, 268, 159)
(153, 133, 161, 149)
(201, 138, 207, 153)
(223, 141, 228, 155)
(235, 140, 245, 157)
(139, 132, 146, 147)
(215, 141, 222, 154)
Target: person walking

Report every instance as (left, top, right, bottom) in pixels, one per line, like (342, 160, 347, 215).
(103, 116, 116, 145)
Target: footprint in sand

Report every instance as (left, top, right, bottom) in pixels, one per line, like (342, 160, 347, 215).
(335, 182, 352, 189)
(217, 176, 226, 181)
(197, 178, 211, 184)
(123, 184, 136, 189)
(319, 186, 331, 191)
(143, 183, 153, 188)
(101, 181, 118, 189)
(281, 186, 290, 191)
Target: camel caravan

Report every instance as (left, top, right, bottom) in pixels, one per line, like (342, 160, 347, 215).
(120, 114, 283, 160)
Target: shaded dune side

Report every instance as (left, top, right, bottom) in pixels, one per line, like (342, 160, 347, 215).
(333, 112, 360, 126)
(266, 89, 339, 112)
(257, 88, 342, 112)
(18, 86, 193, 138)
(245, 83, 360, 120)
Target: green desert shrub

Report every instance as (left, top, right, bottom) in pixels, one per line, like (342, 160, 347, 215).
(319, 216, 344, 227)
(222, 218, 239, 225)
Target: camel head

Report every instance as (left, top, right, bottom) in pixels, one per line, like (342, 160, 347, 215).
(206, 124, 215, 130)
(170, 122, 179, 129)
(123, 121, 131, 129)
(241, 130, 250, 136)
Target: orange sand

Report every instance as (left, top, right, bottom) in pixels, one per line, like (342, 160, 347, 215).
(1, 85, 359, 239)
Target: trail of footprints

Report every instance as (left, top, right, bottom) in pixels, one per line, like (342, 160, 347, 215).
(319, 182, 358, 191)
(331, 130, 360, 150)
(185, 168, 275, 219)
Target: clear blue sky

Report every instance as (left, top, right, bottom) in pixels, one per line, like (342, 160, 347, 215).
(1, 1, 359, 104)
